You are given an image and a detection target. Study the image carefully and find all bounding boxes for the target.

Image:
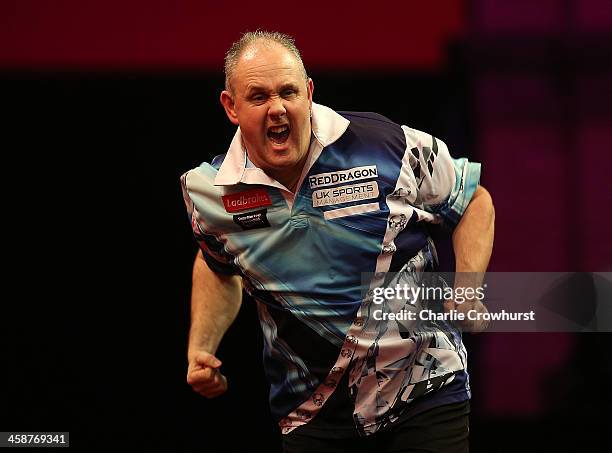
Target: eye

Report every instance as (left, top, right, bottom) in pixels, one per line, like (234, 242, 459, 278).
(282, 89, 297, 98)
(250, 93, 266, 102)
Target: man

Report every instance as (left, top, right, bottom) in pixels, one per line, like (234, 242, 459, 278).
(181, 31, 494, 452)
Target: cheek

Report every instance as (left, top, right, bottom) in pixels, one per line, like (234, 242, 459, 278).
(294, 108, 312, 138)
(289, 107, 311, 128)
(242, 114, 266, 137)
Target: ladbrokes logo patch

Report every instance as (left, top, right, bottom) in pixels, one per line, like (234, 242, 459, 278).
(222, 188, 271, 213)
(309, 165, 377, 189)
(312, 181, 379, 207)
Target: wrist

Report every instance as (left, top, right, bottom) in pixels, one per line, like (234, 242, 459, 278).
(187, 342, 217, 362)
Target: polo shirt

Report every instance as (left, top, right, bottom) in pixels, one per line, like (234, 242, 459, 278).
(181, 102, 481, 436)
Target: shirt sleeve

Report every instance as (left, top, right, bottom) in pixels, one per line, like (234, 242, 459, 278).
(403, 127, 481, 229)
(180, 172, 241, 276)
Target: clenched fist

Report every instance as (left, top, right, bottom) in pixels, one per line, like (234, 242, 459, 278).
(187, 351, 228, 398)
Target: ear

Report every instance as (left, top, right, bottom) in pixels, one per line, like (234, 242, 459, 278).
(220, 90, 239, 126)
(307, 78, 314, 108)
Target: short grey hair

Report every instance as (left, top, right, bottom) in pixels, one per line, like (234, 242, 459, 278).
(224, 30, 308, 92)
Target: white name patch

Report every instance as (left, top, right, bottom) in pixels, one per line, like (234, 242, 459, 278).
(309, 165, 378, 189)
(312, 181, 380, 207)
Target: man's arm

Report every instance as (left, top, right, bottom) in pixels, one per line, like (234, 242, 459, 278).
(187, 250, 242, 398)
(445, 185, 495, 332)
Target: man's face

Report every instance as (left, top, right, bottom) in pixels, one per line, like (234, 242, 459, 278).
(220, 42, 314, 188)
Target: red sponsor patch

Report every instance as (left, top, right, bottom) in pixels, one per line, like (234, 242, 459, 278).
(222, 188, 272, 213)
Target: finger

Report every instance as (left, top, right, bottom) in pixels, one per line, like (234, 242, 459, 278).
(187, 367, 217, 387)
(187, 368, 220, 387)
(202, 380, 228, 398)
(194, 383, 217, 394)
(198, 382, 223, 397)
(191, 378, 216, 393)
(199, 367, 218, 381)
(203, 388, 226, 399)
(192, 377, 221, 393)
(195, 371, 225, 391)
(210, 371, 227, 390)
(217, 372, 227, 390)
(193, 351, 222, 369)
(194, 372, 227, 394)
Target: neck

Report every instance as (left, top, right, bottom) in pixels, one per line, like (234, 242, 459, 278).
(269, 157, 307, 193)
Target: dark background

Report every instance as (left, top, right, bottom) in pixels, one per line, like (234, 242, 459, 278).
(3, 0, 612, 451)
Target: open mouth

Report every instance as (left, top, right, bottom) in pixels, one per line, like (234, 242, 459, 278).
(267, 125, 290, 145)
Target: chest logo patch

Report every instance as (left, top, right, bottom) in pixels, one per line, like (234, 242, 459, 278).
(233, 209, 270, 230)
(309, 165, 378, 189)
(222, 188, 272, 213)
(312, 181, 379, 207)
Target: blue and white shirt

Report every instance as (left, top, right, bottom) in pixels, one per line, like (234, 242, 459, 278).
(181, 103, 481, 436)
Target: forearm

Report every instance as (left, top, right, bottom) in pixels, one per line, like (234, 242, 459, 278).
(188, 250, 242, 358)
(451, 185, 495, 331)
(453, 185, 494, 273)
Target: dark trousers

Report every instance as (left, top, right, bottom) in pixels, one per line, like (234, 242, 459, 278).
(282, 400, 470, 453)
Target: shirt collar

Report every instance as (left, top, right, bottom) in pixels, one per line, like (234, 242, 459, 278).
(214, 102, 350, 186)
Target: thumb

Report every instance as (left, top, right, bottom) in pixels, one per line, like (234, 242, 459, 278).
(193, 351, 222, 369)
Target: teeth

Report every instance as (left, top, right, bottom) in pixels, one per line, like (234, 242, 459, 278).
(269, 125, 288, 133)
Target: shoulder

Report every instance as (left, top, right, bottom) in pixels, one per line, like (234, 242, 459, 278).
(334, 110, 406, 153)
(338, 110, 444, 151)
(337, 110, 397, 125)
(402, 126, 446, 152)
(181, 157, 222, 193)
(338, 110, 403, 136)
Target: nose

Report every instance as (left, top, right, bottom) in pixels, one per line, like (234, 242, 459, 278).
(268, 95, 287, 119)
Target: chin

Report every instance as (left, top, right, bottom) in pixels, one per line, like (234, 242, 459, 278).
(268, 157, 300, 169)
(268, 147, 298, 163)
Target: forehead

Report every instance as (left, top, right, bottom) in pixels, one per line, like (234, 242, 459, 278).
(233, 42, 304, 90)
